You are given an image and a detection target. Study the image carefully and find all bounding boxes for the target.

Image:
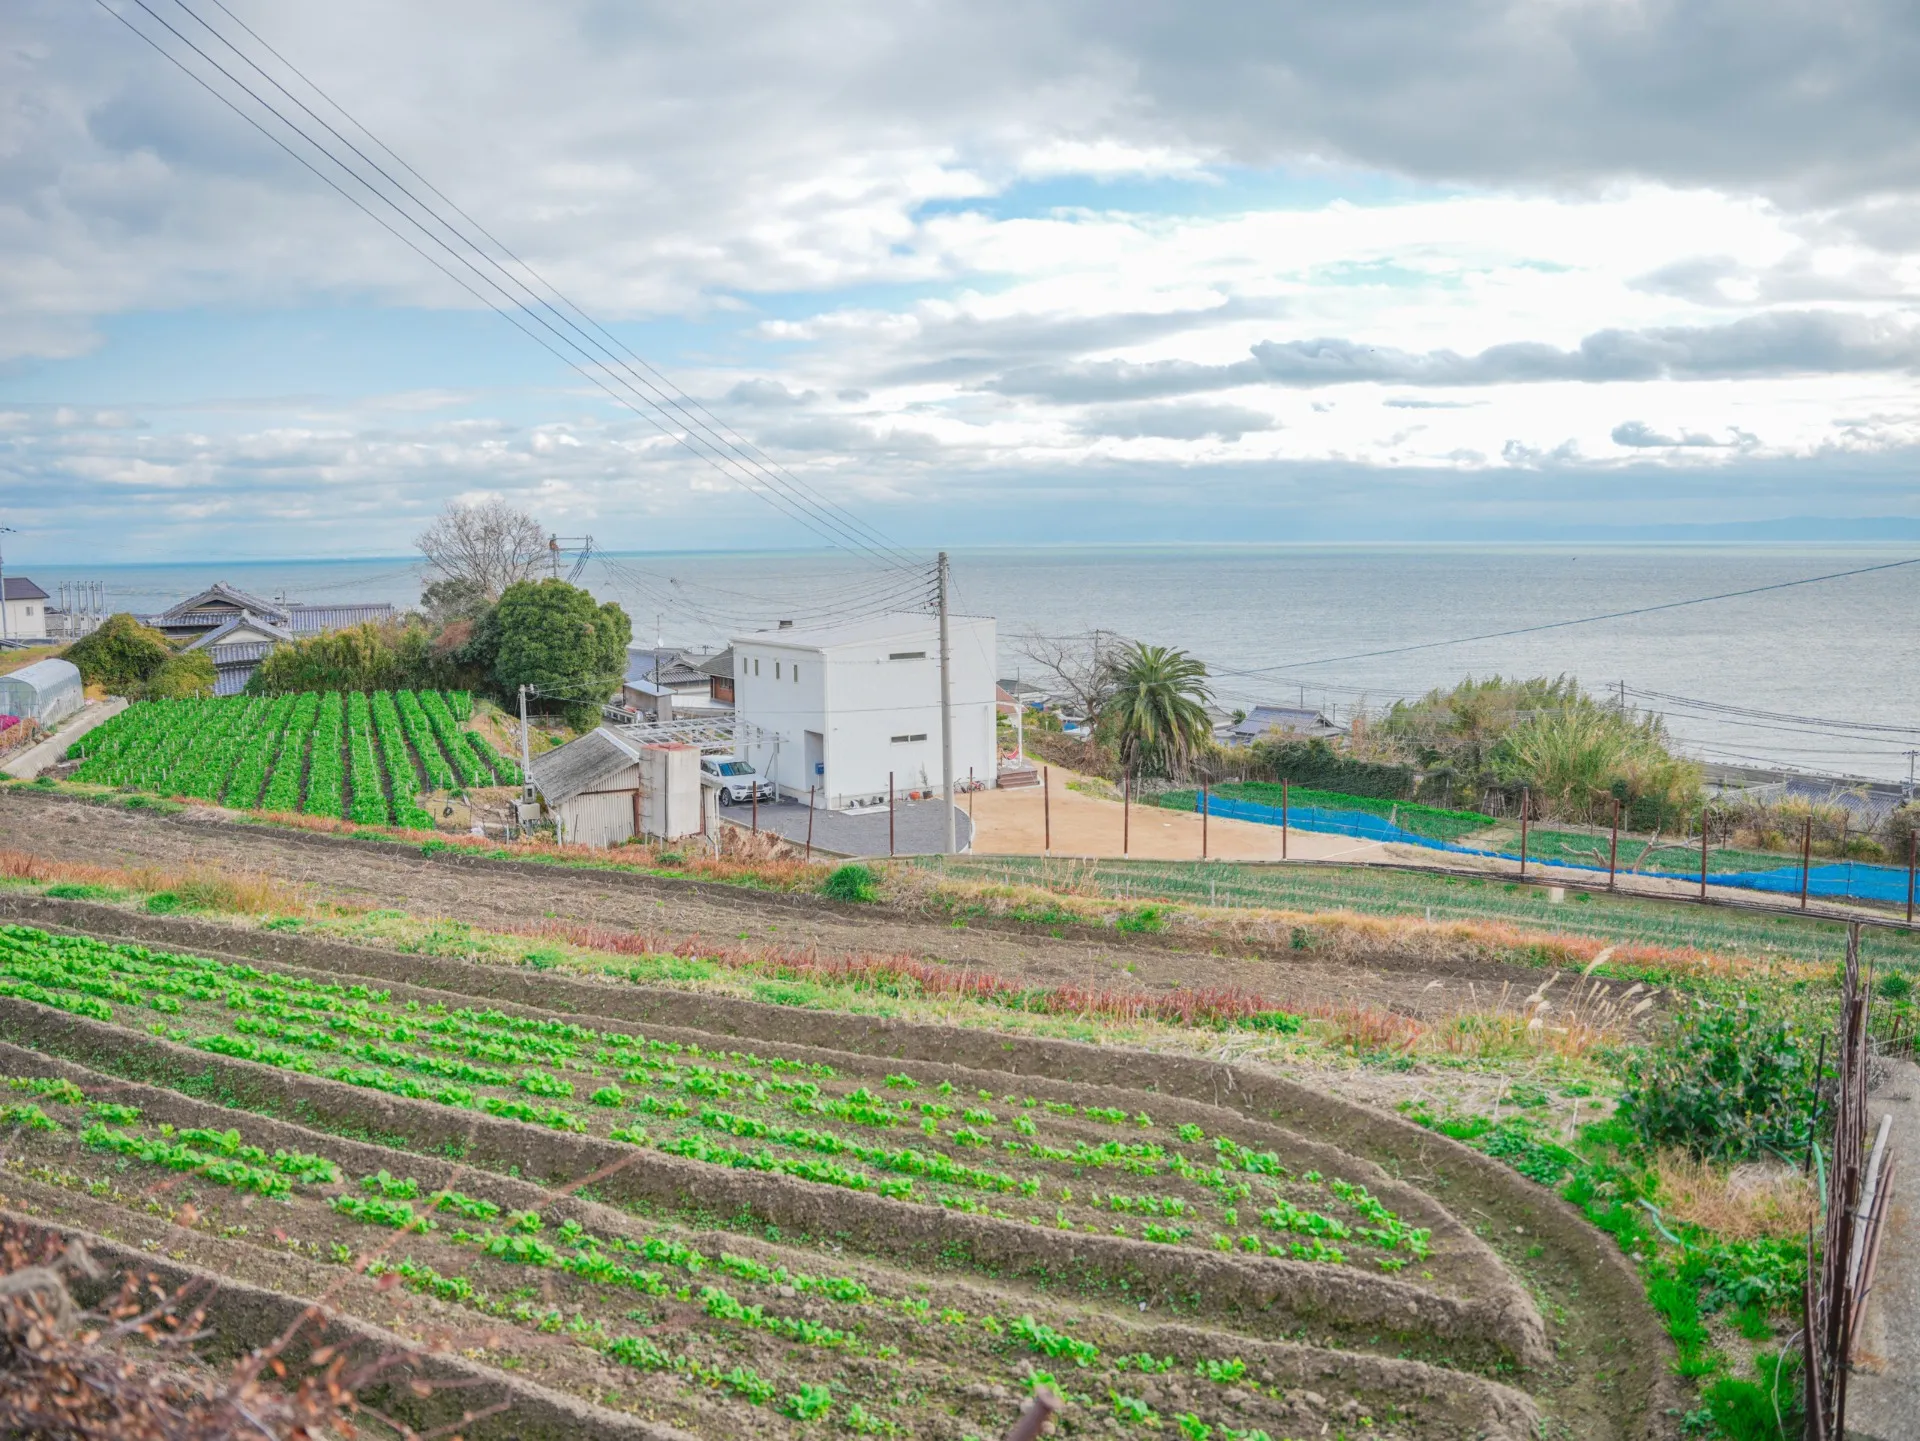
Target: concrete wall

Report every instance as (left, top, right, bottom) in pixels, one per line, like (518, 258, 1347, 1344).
(734, 616, 996, 810)
(638, 744, 701, 841)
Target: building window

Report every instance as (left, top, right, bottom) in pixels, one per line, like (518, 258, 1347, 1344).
(890, 733, 928, 744)
(753, 658, 760, 676)
(888, 651, 926, 660)
(775, 661, 782, 680)
(793, 663, 800, 683)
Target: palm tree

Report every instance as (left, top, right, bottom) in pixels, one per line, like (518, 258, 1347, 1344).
(1100, 642, 1214, 778)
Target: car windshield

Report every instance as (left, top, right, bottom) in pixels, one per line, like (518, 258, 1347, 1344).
(716, 761, 753, 776)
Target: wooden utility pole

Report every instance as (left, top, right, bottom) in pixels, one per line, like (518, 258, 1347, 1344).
(936, 552, 956, 855)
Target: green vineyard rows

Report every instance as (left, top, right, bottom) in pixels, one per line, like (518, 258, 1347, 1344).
(65, 689, 505, 833)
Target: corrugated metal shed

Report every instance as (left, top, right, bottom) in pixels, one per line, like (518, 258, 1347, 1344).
(0, 658, 84, 727)
(530, 727, 643, 807)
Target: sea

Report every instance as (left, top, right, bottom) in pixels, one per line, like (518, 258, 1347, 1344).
(19, 544, 1920, 786)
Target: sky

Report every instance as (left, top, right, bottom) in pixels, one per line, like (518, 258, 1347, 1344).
(5, 0, 1920, 561)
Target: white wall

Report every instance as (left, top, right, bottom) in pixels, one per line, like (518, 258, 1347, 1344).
(1, 597, 47, 641)
(733, 615, 996, 810)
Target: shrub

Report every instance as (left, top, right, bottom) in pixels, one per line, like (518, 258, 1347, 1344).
(822, 864, 880, 903)
(146, 652, 216, 700)
(1618, 1005, 1823, 1163)
(64, 614, 173, 695)
(1241, 738, 1412, 800)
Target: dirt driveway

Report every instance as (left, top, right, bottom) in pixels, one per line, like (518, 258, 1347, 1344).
(0, 789, 1608, 1019)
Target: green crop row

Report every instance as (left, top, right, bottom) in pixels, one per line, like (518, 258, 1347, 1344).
(260, 692, 318, 813)
(393, 690, 456, 790)
(370, 692, 436, 830)
(345, 693, 390, 826)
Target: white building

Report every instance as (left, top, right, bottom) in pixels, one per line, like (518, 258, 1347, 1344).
(1, 578, 49, 641)
(732, 612, 996, 810)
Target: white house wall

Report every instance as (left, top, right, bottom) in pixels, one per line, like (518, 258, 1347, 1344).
(1, 599, 47, 641)
(733, 616, 996, 810)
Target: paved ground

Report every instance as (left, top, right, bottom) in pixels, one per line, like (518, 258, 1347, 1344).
(1849, 1057, 1918, 1441)
(0, 697, 126, 779)
(724, 793, 972, 857)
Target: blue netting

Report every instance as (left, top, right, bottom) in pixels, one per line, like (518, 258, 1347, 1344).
(1191, 794, 1915, 906)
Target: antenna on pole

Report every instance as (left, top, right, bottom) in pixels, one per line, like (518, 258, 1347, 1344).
(937, 552, 955, 855)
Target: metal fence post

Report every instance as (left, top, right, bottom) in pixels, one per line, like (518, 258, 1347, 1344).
(1281, 778, 1289, 861)
(752, 785, 758, 833)
(805, 785, 814, 861)
(1519, 788, 1529, 880)
(1907, 831, 1916, 926)
(1802, 816, 1813, 910)
(1122, 770, 1131, 857)
(1699, 814, 1709, 900)
(1608, 797, 1620, 891)
(1043, 766, 1051, 856)
(1201, 781, 1209, 860)
(888, 771, 895, 858)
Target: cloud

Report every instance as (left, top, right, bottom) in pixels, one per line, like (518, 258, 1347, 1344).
(983, 311, 1920, 400)
(1078, 402, 1276, 441)
(1611, 420, 1728, 448)
(724, 378, 815, 407)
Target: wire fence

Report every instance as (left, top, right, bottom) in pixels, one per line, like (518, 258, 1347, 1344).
(1188, 792, 1920, 912)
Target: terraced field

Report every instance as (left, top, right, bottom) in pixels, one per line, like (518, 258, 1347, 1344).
(0, 908, 1670, 1441)
(63, 690, 522, 830)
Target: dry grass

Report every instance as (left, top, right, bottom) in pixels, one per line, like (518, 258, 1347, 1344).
(1653, 1152, 1817, 1241)
(900, 863, 1828, 991)
(0, 847, 312, 919)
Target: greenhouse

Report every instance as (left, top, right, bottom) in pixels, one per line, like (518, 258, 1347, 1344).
(0, 658, 83, 728)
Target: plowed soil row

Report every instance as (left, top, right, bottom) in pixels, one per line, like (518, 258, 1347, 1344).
(0, 1046, 1540, 1441)
(0, 790, 1632, 1019)
(0, 902, 1679, 1440)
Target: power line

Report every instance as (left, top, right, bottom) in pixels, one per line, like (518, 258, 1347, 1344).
(1626, 686, 1920, 738)
(192, 0, 918, 573)
(93, 0, 918, 571)
(1207, 555, 1920, 676)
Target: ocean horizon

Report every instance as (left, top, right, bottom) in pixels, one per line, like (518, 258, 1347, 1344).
(15, 541, 1918, 786)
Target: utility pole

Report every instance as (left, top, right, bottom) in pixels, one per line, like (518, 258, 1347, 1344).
(518, 684, 534, 801)
(937, 551, 956, 854)
(1618, 679, 1627, 713)
(0, 525, 15, 643)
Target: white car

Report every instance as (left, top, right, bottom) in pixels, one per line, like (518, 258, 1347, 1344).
(703, 755, 774, 805)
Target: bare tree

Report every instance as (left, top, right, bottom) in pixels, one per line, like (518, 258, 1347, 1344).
(1013, 629, 1128, 722)
(415, 499, 547, 607)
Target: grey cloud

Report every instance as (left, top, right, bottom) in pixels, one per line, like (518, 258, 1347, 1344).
(1078, 402, 1276, 441)
(1383, 397, 1479, 409)
(984, 311, 1920, 400)
(1611, 421, 1727, 448)
(725, 378, 815, 407)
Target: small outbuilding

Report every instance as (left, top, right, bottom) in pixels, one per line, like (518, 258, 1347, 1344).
(529, 727, 703, 847)
(0, 658, 84, 728)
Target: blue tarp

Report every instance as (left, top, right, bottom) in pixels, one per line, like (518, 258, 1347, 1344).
(1191, 793, 1915, 905)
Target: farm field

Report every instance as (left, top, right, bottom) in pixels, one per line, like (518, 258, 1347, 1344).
(0, 914, 1621, 1441)
(911, 853, 1920, 972)
(62, 690, 522, 830)
(0, 785, 1872, 1438)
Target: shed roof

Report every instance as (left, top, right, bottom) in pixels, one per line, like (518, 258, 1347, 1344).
(530, 726, 643, 807)
(1232, 705, 1340, 740)
(2, 578, 48, 602)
